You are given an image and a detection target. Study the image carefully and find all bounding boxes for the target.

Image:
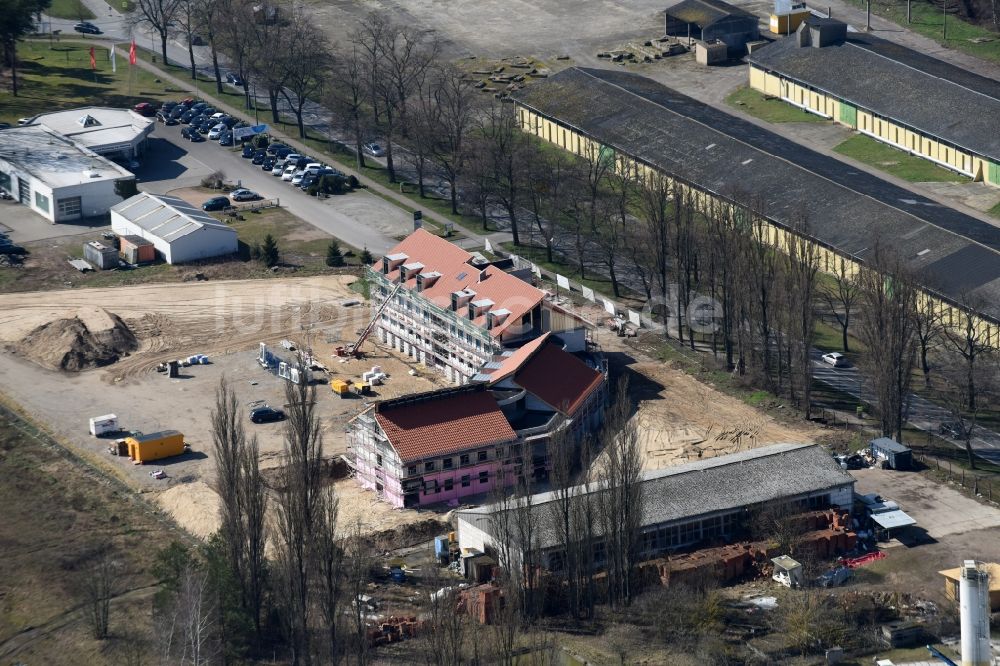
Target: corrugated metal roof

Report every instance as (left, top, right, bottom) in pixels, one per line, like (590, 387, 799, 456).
(458, 443, 856, 549)
(872, 510, 916, 529)
(111, 192, 235, 243)
(747, 33, 1000, 163)
(511, 67, 1000, 322)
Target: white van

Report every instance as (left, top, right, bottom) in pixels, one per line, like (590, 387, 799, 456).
(89, 414, 119, 437)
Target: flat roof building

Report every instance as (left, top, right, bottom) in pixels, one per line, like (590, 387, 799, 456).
(456, 443, 855, 569)
(747, 21, 1000, 186)
(0, 125, 135, 223)
(110, 192, 238, 264)
(29, 107, 154, 161)
(510, 66, 1000, 335)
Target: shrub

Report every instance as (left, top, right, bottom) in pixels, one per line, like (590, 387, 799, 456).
(359, 247, 373, 265)
(261, 234, 279, 267)
(326, 240, 344, 267)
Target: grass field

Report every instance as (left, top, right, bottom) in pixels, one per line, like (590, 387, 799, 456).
(989, 200, 1000, 219)
(0, 403, 166, 664)
(833, 134, 970, 182)
(844, 0, 1000, 64)
(45, 0, 95, 20)
(0, 40, 178, 126)
(725, 85, 827, 123)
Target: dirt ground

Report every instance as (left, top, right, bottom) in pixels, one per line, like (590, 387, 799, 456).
(0, 275, 446, 539)
(581, 300, 821, 472)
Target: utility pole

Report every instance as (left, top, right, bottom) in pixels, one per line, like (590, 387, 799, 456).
(866, 0, 872, 30)
(907, 0, 911, 22)
(943, 0, 948, 39)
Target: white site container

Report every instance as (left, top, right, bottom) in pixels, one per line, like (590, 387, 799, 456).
(89, 414, 119, 437)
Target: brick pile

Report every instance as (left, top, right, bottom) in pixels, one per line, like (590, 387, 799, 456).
(366, 615, 422, 647)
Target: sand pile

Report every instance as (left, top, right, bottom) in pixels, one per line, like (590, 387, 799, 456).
(16, 307, 138, 371)
(156, 481, 222, 539)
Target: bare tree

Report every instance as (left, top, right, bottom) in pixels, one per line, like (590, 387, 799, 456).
(422, 570, 468, 666)
(211, 378, 246, 611)
(193, 0, 224, 93)
(636, 171, 673, 337)
(913, 302, 944, 389)
(942, 296, 995, 414)
(315, 487, 344, 665)
(480, 99, 528, 245)
(329, 42, 371, 171)
(172, 0, 199, 79)
(280, 13, 334, 138)
(344, 521, 374, 666)
(82, 548, 119, 640)
(273, 371, 325, 665)
(784, 215, 820, 417)
(132, 0, 182, 66)
(240, 428, 267, 639)
(597, 377, 644, 608)
(214, 0, 255, 108)
(855, 242, 919, 441)
(819, 259, 860, 353)
(428, 64, 478, 214)
(161, 564, 219, 665)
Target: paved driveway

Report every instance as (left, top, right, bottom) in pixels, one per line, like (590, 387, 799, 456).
(852, 467, 1000, 540)
(136, 125, 412, 254)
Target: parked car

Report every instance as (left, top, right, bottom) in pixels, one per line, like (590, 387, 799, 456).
(207, 123, 226, 140)
(17, 117, 33, 126)
(820, 352, 848, 367)
(251, 150, 267, 165)
(266, 142, 289, 156)
(262, 156, 277, 171)
(156, 111, 179, 125)
(0, 122, 10, 130)
(169, 106, 186, 120)
(282, 164, 298, 181)
(249, 405, 284, 424)
(180, 109, 197, 123)
(362, 142, 385, 157)
(299, 174, 319, 190)
(221, 116, 239, 128)
(133, 102, 157, 117)
(241, 144, 255, 158)
(197, 121, 214, 134)
(73, 22, 102, 34)
(191, 101, 209, 112)
(271, 162, 287, 176)
(226, 72, 245, 86)
(189, 132, 206, 143)
(290, 171, 307, 186)
(231, 188, 260, 201)
(939, 422, 966, 439)
(202, 196, 231, 211)
(180, 126, 195, 140)
(218, 131, 234, 146)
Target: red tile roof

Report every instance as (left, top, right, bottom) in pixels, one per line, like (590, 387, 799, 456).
(488, 332, 552, 383)
(380, 229, 544, 338)
(374, 387, 517, 463)
(512, 343, 604, 416)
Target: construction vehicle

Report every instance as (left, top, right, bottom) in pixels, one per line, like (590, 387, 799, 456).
(338, 282, 402, 358)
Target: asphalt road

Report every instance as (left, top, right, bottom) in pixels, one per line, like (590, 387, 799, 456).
(138, 124, 412, 254)
(810, 350, 1000, 464)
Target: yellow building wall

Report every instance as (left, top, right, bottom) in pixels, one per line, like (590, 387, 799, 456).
(747, 66, 996, 184)
(515, 104, 999, 345)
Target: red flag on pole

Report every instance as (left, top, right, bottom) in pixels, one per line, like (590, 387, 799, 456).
(89, 46, 96, 70)
(129, 39, 136, 65)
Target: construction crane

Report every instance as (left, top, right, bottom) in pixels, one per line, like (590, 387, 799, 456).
(343, 281, 402, 358)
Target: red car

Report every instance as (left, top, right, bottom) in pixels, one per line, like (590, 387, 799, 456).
(133, 102, 156, 117)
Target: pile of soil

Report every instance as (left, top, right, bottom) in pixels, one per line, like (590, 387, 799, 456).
(16, 308, 138, 372)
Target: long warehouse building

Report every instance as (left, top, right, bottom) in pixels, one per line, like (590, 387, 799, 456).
(510, 66, 1000, 342)
(746, 18, 1000, 186)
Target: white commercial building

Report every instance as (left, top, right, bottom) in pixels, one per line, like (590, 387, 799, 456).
(29, 107, 154, 161)
(0, 125, 135, 223)
(110, 192, 238, 264)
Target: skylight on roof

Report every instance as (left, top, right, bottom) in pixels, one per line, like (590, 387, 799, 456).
(457, 271, 468, 280)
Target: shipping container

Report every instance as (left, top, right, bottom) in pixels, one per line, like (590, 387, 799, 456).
(126, 430, 186, 463)
(89, 413, 119, 436)
(119, 234, 156, 264)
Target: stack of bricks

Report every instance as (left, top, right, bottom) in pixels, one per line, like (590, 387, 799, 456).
(367, 616, 422, 647)
(457, 583, 504, 624)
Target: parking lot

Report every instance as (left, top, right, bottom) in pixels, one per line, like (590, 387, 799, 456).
(138, 122, 414, 254)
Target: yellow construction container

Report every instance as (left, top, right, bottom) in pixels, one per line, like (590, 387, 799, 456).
(770, 9, 811, 34)
(126, 430, 186, 464)
(330, 379, 350, 396)
(353, 382, 370, 395)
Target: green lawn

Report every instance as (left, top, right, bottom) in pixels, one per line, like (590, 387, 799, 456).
(1, 40, 178, 126)
(833, 134, 970, 182)
(725, 85, 827, 123)
(844, 0, 1000, 64)
(46, 0, 95, 20)
(989, 200, 1000, 219)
